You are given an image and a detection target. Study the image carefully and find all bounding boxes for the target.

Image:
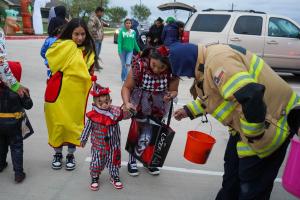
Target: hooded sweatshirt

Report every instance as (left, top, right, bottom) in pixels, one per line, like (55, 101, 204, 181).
(161, 22, 180, 47)
(117, 28, 140, 54)
(48, 6, 66, 36)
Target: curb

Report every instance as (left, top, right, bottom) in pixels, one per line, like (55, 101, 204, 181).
(5, 35, 48, 40)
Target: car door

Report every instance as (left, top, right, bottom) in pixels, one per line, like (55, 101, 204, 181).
(227, 14, 266, 57)
(263, 16, 300, 71)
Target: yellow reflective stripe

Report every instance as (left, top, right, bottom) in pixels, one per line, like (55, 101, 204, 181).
(256, 92, 299, 158)
(212, 101, 236, 122)
(237, 141, 256, 157)
(186, 99, 204, 117)
(249, 54, 264, 81)
(240, 118, 264, 136)
(221, 72, 254, 99)
(0, 112, 23, 119)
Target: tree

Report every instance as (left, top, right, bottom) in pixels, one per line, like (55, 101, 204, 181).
(61, 0, 109, 18)
(106, 6, 127, 24)
(131, 4, 151, 22)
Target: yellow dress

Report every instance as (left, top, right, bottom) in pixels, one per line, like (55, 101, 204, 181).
(45, 39, 94, 147)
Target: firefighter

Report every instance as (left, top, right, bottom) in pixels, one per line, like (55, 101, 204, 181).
(170, 42, 300, 200)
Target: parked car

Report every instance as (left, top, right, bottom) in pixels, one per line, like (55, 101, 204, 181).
(183, 9, 300, 76)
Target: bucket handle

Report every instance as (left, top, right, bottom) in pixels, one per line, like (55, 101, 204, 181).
(193, 115, 213, 135)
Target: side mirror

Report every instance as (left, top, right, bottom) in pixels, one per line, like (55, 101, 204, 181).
(298, 32, 300, 39)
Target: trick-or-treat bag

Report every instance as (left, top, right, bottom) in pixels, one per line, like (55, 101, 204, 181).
(125, 102, 175, 167)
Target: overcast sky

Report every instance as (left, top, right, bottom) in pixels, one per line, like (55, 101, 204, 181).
(109, 0, 300, 24)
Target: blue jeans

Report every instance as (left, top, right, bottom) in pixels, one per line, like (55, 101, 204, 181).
(119, 51, 133, 81)
(95, 40, 102, 57)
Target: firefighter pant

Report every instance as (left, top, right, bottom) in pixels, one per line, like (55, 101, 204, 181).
(216, 133, 292, 200)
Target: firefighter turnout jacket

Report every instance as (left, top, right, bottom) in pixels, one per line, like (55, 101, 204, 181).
(185, 44, 300, 158)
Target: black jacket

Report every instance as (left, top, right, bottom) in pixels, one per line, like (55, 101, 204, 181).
(0, 86, 33, 113)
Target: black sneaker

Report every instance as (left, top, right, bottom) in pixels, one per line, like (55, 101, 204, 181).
(15, 172, 26, 183)
(52, 153, 63, 170)
(127, 162, 139, 176)
(0, 162, 8, 173)
(65, 154, 76, 171)
(147, 167, 160, 176)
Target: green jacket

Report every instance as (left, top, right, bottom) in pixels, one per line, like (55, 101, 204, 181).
(117, 28, 140, 54)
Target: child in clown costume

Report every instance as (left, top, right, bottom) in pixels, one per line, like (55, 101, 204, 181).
(80, 82, 131, 191)
(45, 18, 96, 171)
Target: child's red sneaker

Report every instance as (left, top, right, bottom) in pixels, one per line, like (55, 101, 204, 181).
(110, 176, 123, 189)
(90, 176, 99, 191)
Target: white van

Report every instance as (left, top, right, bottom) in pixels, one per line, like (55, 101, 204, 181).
(183, 9, 300, 76)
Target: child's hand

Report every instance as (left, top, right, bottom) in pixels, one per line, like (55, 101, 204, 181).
(80, 142, 86, 148)
(17, 85, 30, 97)
(123, 102, 135, 111)
(164, 91, 178, 102)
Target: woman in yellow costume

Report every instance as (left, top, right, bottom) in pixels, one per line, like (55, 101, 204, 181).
(45, 18, 96, 171)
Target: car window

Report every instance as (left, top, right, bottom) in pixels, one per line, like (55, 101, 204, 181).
(234, 16, 263, 35)
(191, 14, 231, 32)
(268, 17, 300, 38)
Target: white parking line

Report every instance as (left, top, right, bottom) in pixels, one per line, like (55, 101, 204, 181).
(85, 157, 282, 183)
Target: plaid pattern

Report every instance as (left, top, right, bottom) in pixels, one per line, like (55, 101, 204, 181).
(80, 108, 122, 178)
(132, 56, 170, 92)
(141, 73, 168, 92)
(130, 56, 171, 117)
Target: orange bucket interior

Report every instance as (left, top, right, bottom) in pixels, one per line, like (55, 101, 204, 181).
(184, 131, 216, 164)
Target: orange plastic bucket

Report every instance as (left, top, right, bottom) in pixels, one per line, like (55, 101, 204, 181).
(184, 131, 216, 164)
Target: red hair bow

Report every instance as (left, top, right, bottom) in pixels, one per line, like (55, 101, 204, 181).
(90, 83, 111, 97)
(156, 45, 169, 57)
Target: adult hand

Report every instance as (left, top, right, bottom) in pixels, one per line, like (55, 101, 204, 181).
(174, 108, 188, 121)
(163, 91, 178, 102)
(17, 85, 30, 97)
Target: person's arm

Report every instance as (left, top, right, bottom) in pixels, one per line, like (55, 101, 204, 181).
(121, 69, 136, 111)
(161, 26, 166, 43)
(212, 54, 266, 141)
(164, 76, 179, 102)
(80, 119, 92, 147)
(174, 98, 205, 121)
(40, 39, 48, 59)
(0, 31, 19, 92)
(117, 29, 123, 54)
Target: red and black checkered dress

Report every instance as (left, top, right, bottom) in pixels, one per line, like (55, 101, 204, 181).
(130, 56, 172, 118)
